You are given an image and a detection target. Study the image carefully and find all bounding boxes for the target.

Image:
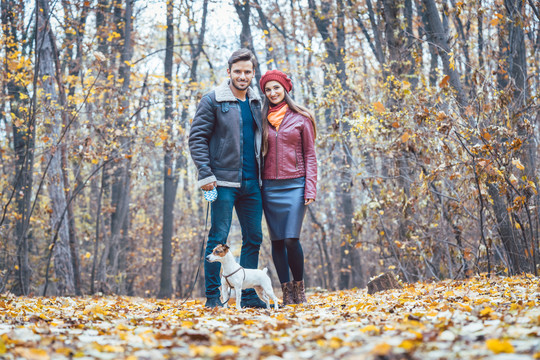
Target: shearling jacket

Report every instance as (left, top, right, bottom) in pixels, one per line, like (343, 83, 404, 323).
(262, 110, 317, 200)
(188, 81, 263, 188)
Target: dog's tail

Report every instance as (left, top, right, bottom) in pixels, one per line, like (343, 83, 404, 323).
(262, 267, 268, 274)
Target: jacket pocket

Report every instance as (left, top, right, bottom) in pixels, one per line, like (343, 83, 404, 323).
(215, 138, 226, 161)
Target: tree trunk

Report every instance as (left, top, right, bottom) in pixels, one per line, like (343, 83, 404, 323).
(253, 0, 276, 69)
(421, 0, 468, 109)
(308, 0, 360, 289)
(37, 0, 75, 296)
(60, 0, 90, 296)
(501, 0, 535, 273)
(487, 184, 524, 274)
(158, 0, 176, 299)
(108, 0, 134, 294)
(234, 0, 262, 91)
(1, 0, 33, 295)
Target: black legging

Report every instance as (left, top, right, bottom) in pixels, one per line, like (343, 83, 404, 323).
(271, 238, 304, 283)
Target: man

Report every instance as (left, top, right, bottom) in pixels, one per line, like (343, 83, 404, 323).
(188, 49, 266, 308)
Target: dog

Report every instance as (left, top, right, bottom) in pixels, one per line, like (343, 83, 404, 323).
(206, 244, 279, 310)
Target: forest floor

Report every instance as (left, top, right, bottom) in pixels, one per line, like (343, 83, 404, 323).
(0, 275, 538, 360)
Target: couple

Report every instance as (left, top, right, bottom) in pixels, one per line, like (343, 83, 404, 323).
(188, 48, 317, 308)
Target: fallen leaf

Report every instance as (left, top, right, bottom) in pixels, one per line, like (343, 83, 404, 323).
(486, 339, 515, 354)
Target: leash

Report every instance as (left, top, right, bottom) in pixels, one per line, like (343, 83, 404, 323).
(179, 202, 209, 305)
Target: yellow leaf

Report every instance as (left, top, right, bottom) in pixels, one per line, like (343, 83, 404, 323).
(210, 345, 239, 355)
(360, 325, 379, 333)
(391, 121, 400, 128)
(373, 102, 385, 113)
(486, 339, 515, 354)
(490, 18, 499, 26)
(103, 345, 123, 353)
(482, 132, 491, 141)
(55, 347, 72, 356)
(0, 338, 5, 355)
(14, 348, 50, 360)
(85, 252, 91, 259)
(399, 340, 416, 351)
(512, 159, 525, 171)
(371, 342, 392, 356)
(480, 307, 493, 316)
(401, 132, 410, 143)
(329, 337, 343, 349)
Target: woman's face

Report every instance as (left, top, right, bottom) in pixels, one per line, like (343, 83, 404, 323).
(264, 81, 285, 105)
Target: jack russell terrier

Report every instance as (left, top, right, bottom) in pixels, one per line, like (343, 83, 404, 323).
(206, 244, 279, 310)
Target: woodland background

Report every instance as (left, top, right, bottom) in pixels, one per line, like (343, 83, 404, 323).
(0, 0, 538, 298)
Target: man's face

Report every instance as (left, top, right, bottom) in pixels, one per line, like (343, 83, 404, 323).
(227, 60, 254, 92)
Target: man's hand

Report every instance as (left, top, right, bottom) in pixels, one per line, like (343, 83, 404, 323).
(305, 198, 314, 205)
(201, 181, 217, 191)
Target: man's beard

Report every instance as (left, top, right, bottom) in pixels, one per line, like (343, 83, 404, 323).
(231, 79, 250, 91)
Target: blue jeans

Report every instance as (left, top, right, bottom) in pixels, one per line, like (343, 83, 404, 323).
(204, 180, 263, 299)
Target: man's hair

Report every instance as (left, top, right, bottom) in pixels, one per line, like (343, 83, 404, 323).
(228, 48, 258, 69)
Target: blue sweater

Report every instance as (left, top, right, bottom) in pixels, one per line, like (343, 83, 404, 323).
(238, 98, 258, 180)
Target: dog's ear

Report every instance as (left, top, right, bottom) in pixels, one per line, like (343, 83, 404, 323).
(223, 244, 229, 250)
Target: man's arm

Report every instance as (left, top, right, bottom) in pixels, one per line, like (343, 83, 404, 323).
(188, 95, 217, 188)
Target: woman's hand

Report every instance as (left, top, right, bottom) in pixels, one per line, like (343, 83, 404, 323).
(305, 198, 314, 205)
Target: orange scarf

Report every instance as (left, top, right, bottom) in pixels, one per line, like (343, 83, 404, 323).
(267, 104, 288, 131)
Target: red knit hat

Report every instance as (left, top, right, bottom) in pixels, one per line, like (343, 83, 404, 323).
(259, 70, 293, 93)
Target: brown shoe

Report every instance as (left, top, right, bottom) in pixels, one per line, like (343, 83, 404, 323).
(293, 280, 307, 304)
(281, 282, 294, 305)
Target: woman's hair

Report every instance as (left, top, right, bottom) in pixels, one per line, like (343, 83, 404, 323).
(261, 92, 317, 156)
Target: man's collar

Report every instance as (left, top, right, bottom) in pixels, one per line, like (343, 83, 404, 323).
(215, 80, 261, 103)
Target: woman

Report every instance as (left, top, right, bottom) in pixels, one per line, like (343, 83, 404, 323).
(259, 70, 317, 305)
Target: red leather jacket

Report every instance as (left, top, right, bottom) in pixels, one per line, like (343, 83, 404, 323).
(262, 110, 317, 200)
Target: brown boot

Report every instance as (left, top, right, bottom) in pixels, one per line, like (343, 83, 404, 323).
(281, 282, 294, 305)
(293, 280, 307, 304)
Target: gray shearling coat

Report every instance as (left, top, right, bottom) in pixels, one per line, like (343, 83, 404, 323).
(188, 80, 263, 188)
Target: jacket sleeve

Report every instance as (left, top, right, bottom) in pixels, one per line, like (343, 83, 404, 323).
(188, 95, 217, 187)
(301, 117, 317, 200)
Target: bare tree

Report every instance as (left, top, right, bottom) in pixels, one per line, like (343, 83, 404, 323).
(37, 0, 75, 295)
(1, 0, 33, 295)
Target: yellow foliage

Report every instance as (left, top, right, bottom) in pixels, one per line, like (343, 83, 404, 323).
(486, 339, 515, 354)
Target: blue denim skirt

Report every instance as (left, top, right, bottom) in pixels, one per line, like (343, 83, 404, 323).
(262, 177, 307, 241)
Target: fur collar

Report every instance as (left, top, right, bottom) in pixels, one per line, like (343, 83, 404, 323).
(215, 80, 261, 103)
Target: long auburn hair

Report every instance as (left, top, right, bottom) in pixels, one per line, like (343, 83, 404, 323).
(261, 92, 317, 156)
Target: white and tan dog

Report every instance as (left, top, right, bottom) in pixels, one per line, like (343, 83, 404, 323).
(206, 244, 279, 310)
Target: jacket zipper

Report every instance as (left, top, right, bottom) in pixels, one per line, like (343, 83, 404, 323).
(275, 131, 279, 179)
